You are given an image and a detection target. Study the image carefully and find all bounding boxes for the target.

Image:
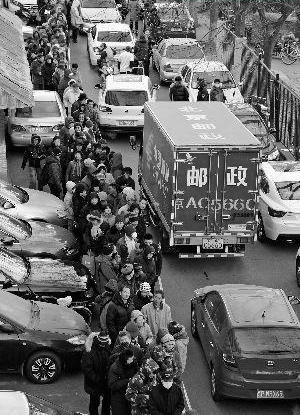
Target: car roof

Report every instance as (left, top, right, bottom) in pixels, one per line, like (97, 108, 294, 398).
(95, 22, 130, 31)
(105, 74, 149, 90)
(0, 391, 29, 415)
(33, 90, 57, 102)
(82, 0, 115, 7)
(195, 284, 300, 328)
(162, 38, 198, 46)
(261, 161, 300, 182)
(227, 103, 260, 117)
(186, 60, 228, 72)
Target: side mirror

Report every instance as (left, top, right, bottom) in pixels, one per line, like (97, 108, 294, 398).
(129, 135, 137, 150)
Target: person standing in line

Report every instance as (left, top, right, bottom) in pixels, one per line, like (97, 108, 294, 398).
(70, 0, 83, 43)
(169, 76, 189, 102)
(81, 331, 112, 415)
(21, 134, 45, 190)
(141, 290, 172, 337)
(209, 78, 226, 102)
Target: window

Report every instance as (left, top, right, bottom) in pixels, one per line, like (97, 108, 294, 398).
(165, 45, 203, 59)
(16, 101, 60, 118)
(105, 90, 148, 106)
(191, 70, 235, 89)
(259, 172, 269, 194)
(97, 31, 131, 42)
(204, 293, 221, 320)
(212, 302, 227, 332)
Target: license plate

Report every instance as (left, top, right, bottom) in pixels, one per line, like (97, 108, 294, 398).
(257, 390, 284, 399)
(202, 238, 223, 250)
(29, 126, 49, 133)
(119, 120, 135, 126)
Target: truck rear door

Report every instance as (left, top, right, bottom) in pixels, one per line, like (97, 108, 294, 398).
(174, 150, 258, 234)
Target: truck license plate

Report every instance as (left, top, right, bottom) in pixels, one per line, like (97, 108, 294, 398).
(257, 390, 284, 399)
(119, 120, 135, 126)
(203, 238, 223, 250)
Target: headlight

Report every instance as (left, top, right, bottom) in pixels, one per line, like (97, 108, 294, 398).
(268, 206, 287, 218)
(67, 334, 87, 345)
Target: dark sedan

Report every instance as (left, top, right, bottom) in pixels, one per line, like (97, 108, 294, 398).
(191, 284, 300, 400)
(0, 212, 79, 259)
(0, 290, 90, 384)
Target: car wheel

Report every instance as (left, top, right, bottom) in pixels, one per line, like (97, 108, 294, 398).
(25, 351, 62, 384)
(191, 303, 199, 339)
(296, 258, 300, 287)
(257, 214, 267, 243)
(210, 365, 222, 402)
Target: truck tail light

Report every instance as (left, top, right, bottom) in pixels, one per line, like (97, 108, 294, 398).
(99, 106, 112, 113)
(268, 206, 287, 218)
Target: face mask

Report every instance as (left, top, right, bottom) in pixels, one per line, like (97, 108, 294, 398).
(162, 381, 173, 389)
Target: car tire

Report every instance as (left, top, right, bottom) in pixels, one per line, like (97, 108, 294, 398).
(191, 303, 199, 339)
(296, 258, 300, 287)
(25, 351, 62, 384)
(210, 365, 222, 402)
(257, 214, 267, 243)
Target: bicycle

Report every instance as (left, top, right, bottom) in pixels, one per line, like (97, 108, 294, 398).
(272, 41, 300, 65)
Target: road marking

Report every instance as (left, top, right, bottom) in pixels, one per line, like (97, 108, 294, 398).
(157, 275, 193, 411)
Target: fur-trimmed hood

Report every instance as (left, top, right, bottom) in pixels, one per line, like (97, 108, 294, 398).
(84, 332, 98, 352)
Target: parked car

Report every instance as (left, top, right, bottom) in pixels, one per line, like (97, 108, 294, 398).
(0, 390, 83, 414)
(0, 290, 90, 383)
(97, 74, 158, 134)
(0, 212, 79, 259)
(152, 38, 204, 84)
(81, 0, 121, 32)
(258, 161, 300, 242)
(87, 22, 134, 66)
(7, 90, 65, 147)
(0, 180, 67, 227)
(191, 284, 300, 400)
(153, 2, 195, 40)
(227, 103, 279, 161)
(181, 61, 244, 103)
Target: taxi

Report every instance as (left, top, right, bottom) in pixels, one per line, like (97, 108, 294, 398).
(97, 73, 158, 134)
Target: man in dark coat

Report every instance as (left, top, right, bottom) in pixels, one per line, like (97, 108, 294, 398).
(116, 167, 135, 193)
(169, 76, 189, 102)
(42, 148, 63, 198)
(59, 116, 75, 147)
(81, 331, 112, 415)
(209, 78, 226, 102)
(94, 244, 118, 295)
(41, 55, 55, 90)
(108, 348, 139, 415)
(106, 285, 134, 345)
(21, 134, 45, 190)
(94, 278, 119, 330)
(149, 367, 184, 415)
(141, 233, 162, 278)
(133, 282, 153, 311)
(196, 78, 209, 102)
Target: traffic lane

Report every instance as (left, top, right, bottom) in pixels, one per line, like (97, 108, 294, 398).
(162, 240, 299, 415)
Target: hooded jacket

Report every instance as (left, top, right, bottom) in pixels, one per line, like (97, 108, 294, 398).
(106, 292, 135, 344)
(169, 82, 189, 101)
(21, 136, 45, 169)
(139, 247, 157, 286)
(95, 279, 119, 329)
(81, 333, 111, 394)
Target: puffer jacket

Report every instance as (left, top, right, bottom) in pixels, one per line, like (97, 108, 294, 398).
(106, 292, 135, 344)
(169, 82, 189, 101)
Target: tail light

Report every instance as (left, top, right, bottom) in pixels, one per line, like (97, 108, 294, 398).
(52, 124, 64, 131)
(163, 64, 173, 72)
(268, 206, 287, 218)
(222, 353, 237, 368)
(99, 106, 112, 113)
(11, 124, 26, 132)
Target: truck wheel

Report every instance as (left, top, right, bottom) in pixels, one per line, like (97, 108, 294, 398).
(257, 214, 267, 243)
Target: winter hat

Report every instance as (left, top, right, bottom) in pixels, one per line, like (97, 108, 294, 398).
(115, 214, 124, 224)
(128, 215, 139, 224)
(100, 221, 110, 233)
(68, 79, 77, 87)
(102, 244, 115, 256)
(131, 309, 144, 321)
(66, 181, 76, 192)
(98, 191, 108, 201)
(156, 329, 169, 344)
(124, 224, 135, 237)
(105, 278, 118, 292)
(90, 192, 99, 201)
(126, 321, 139, 338)
(168, 321, 183, 336)
(96, 330, 111, 346)
(121, 263, 134, 275)
(122, 186, 136, 199)
(160, 333, 175, 346)
(65, 116, 74, 126)
(140, 282, 151, 293)
(118, 330, 130, 341)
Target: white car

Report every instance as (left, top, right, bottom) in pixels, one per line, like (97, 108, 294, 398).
(258, 161, 300, 242)
(87, 22, 134, 66)
(7, 90, 65, 147)
(152, 38, 204, 84)
(97, 74, 157, 134)
(181, 61, 244, 103)
(81, 0, 121, 33)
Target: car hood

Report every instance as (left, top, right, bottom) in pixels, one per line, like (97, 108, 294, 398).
(162, 57, 204, 68)
(82, 8, 120, 21)
(275, 200, 300, 214)
(32, 300, 89, 334)
(10, 117, 63, 126)
(19, 188, 65, 220)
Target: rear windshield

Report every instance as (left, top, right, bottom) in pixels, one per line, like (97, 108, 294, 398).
(233, 328, 300, 354)
(15, 101, 60, 118)
(239, 116, 267, 136)
(165, 44, 203, 59)
(82, 0, 115, 7)
(105, 90, 148, 106)
(275, 181, 300, 200)
(97, 31, 131, 42)
(191, 70, 235, 89)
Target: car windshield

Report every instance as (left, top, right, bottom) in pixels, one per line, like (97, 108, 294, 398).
(0, 182, 29, 203)
(275, 181, 300, 200)
(191, 70, 235, 89)
(0, 292, 31, 327)
(105, 90, 148, 106)
(165, 44, 203, 59)
(97, 31, 131, 42)
(82, 0, 115, 7)
(233, 327, 300, 354)
(158, 5, 186, 21)
(239, 116, 268, 136)
(15, 101, 60, 118)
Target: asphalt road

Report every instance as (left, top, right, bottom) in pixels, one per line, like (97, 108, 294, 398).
(4, 35, 300, 415)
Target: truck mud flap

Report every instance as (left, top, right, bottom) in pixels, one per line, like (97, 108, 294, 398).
(178, 252, 245, 259)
